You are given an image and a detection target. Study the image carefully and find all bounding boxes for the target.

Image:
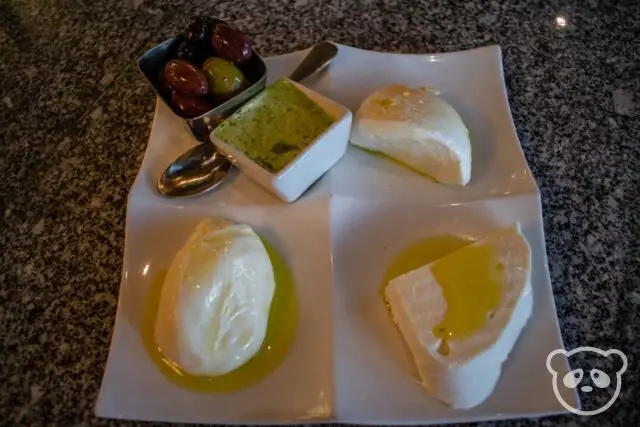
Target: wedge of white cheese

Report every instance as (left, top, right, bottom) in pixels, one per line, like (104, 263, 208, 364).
(385, 223, 532, 409)
(155, 217, 275, 377)
(350, 85, 471, 186)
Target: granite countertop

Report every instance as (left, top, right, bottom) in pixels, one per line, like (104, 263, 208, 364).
(0, 0, 637, 425)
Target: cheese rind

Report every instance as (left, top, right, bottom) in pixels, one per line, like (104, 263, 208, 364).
(350, 85, 472, 186)
(154, 217, 275, 376)
(385, 224, 532, 409)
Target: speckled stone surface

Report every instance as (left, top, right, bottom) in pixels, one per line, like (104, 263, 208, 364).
(0, 0, 638, 425)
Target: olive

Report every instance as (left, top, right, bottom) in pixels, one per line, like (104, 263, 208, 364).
(164, 59, 208, 96)
(174, 39, 207, 66)
(201, 57, 249, 99)
(185, 16, 216, 47)
(211, 23, 252, 65)
(171, 92, 214, 118)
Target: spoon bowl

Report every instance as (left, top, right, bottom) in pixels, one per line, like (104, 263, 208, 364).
(157, 143, 232, 197)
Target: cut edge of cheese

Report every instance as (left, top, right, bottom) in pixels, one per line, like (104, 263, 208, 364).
(384, 223, 533, 409)
(350, 85, 472, 186)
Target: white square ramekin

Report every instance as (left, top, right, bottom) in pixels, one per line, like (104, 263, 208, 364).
(210, 79, 352, 203)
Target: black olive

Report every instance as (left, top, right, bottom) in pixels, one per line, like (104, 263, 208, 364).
(185, 16, 216, 46)
(174, 39, 208, 67)
(171, 91, 214, 118)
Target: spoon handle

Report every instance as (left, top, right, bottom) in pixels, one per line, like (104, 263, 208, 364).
(288, 42, 338, 83)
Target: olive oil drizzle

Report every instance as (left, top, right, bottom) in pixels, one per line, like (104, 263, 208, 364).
(380, 235, 473, 308)
(381, 235, 505, 357)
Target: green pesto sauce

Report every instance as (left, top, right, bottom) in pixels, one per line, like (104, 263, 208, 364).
(213, 79, 334, 173)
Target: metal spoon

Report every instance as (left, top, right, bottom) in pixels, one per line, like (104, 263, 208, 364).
(158, 41, 339, 197)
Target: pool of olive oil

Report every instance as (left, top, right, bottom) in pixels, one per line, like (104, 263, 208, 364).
(140, 236, 298, 392)
(381, 234, 473, 302)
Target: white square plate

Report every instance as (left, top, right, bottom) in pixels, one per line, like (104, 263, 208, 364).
(97, 44, 577, 424)
(331, 194, 576, 423)
(96, 199, 334, 423)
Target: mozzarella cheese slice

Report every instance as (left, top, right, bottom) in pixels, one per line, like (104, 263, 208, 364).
(385, 223, 532, 409)
(154, 217, 275, 376)
(350, 85, 472, 186)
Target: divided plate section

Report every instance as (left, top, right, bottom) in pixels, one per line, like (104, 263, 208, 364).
(96, 199, 333, 423)
(127, 45, 332, 209)
(325, 45, 537, 204)
(330, 193, 577, 423)
(129, 100, 331, 209)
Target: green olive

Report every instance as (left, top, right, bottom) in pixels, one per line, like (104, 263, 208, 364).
(201, 57, 249, 99)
